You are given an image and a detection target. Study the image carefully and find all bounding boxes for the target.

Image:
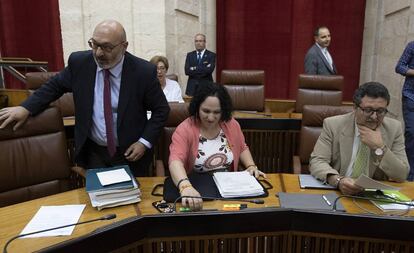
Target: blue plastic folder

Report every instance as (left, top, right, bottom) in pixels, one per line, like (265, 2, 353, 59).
(86, 165, 135, 193)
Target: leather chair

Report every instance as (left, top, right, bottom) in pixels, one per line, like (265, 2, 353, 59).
(0, 107, 81, 207)
(295, 74, 344, 113)
(293, 105, 354, 174)
(221, 70, 265, 112)
(155, 102, 190, 176)
(166, 73, 178, 82)
(25, 72, 75, 117)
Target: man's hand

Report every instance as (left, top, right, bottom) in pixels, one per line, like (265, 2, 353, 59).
(124, 141, 146, 162)
(358, 125, 384, 149)
(338, 177, 364, 195)
(0, 106, 30, 131)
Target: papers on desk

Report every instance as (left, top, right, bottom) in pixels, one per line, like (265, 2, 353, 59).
(86, 165, 141, 210)
(299, 174, 335, 189)
(354, 174, 400, 190)
(363, 189, 413, 212)
(213, 171, 264, 198)
(20, 205, 85, 238)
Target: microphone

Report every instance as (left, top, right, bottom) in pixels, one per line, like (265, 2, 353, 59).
(3, 214, 116, 253)
(173, 195, 264, 212)
(332, 194, 414, 211)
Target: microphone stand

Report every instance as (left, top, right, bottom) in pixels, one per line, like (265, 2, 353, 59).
(3, 214, 116, 253)
(332, 195, 414, 211)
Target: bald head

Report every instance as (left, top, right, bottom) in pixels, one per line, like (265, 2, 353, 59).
(93, 19, 126, 42)
(90, 20, 128, 69)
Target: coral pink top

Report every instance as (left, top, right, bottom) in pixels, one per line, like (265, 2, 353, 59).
(169, 117, 249, 173)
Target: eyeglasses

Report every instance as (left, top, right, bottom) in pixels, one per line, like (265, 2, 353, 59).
(358, 105, 388, 117)
(88, 39, 125, 53)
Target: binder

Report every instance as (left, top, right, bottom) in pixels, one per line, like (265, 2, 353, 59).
(85, 165, 136, 193)
(162, 173, 270, 203)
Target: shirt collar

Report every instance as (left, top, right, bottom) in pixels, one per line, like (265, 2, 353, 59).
(315, 43, 327, 51)
(197, 49, 206, 55)
(96, 55, 124, 77)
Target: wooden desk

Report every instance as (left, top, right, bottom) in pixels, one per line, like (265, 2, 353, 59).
(0, 175, 282, 252)
(3, 174, 413, 252)
(280, 173, 414, 215)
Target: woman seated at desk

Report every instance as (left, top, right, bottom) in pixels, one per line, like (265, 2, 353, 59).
(150, 55, 184, 103)
(169, 82, 266, 210)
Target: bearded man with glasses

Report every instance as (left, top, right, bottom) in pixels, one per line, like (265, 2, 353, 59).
(0, 20, 169, 176)
(309, 82, 409, 195)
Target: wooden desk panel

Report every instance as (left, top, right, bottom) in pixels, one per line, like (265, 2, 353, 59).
(280, 173, 414, 215)
(0, 175, 282, 252)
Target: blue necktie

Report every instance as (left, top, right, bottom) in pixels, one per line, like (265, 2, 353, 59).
(197, 52, 201, 65)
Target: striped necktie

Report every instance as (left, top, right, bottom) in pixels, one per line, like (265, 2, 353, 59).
(352, 141, 369, 178)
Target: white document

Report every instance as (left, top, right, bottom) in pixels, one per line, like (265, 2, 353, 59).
(20, 205, 86, 238)
(97, 168, 131, 186)
(354, 174, 400, 190)
(213, 171, 264, 198)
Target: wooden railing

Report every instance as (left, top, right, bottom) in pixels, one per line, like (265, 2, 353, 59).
(0, 57, 48, 88)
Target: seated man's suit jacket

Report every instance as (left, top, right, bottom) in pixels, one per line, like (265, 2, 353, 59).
(21, 50, 170, 166)
(184, 49, 216, 96)
(304, 44, 337, 75)
(309, 112, 409, 182)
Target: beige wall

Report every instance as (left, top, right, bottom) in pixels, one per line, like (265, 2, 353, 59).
(58, 0, 216, 94)
(360, 0, 414, 120)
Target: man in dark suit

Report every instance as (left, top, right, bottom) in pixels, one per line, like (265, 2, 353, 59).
(304, 26, 337, 75)
(184, 34, 216, 96)
(0, 20, 169, 176)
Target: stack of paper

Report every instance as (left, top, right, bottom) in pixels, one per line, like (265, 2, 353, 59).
(364, 189, 413, 212)
(213, 171, 264, 198)
(86, 165, 141, 210)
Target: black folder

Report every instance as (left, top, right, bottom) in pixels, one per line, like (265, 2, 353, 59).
(161, 173, 271, 203)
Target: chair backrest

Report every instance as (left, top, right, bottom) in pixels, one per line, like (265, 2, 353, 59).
(25, 72, 75, 117)
(0, 107, 73, 207)
(221, 70, 265, 111)
(295, 74, 343, 113)
(166, 73, 178, 82)
(156, 102, 190, 174)
(298, 105, 354, 173)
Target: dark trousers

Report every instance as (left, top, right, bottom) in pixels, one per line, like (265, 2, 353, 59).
(78, 138, 153, 177)
(403, 96, 414, 181)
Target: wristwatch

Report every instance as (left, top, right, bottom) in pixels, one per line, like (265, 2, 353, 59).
(374, 145, 386, 156)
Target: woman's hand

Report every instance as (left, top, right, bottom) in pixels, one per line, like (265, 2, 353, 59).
(180, 185, 203, 211)
(245, 165, 266, 178)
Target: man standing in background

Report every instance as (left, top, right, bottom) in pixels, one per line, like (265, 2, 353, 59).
(395, 41, 414, 181)
(304, 26, 337, 75)
(184, 33, 216, 96)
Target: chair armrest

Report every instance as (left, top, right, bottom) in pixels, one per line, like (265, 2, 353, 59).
(292, 156, 302, 174)
(71, 166, 86, 178)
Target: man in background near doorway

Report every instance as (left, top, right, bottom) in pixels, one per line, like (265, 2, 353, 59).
(0, 20, 169, 176)
(304, 26, 337, 75)
(395, 41, 414, 181)
(184, 33, 216, 96)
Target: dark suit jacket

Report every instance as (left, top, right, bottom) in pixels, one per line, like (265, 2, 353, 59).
(184, 49, 216, 96)
(21, 51, 170, 167)
(304, 44, 337, 75)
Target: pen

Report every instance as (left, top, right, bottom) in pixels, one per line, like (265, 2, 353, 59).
(322, 195, 331, 206)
